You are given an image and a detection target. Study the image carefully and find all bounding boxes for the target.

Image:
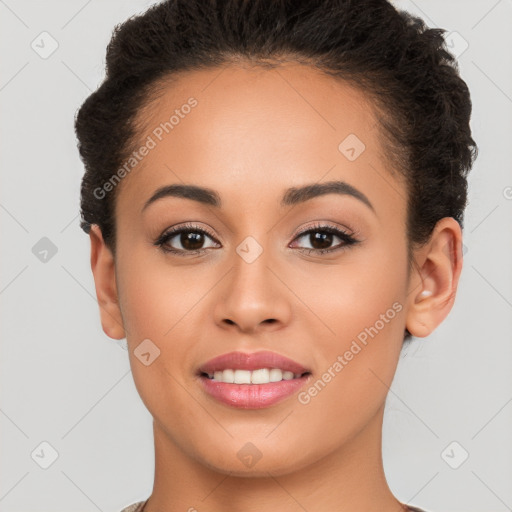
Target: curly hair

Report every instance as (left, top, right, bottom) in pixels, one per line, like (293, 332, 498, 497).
(74, 0, 477, 279)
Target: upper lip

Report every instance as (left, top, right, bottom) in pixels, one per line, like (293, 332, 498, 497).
(198, 350, 310, 375)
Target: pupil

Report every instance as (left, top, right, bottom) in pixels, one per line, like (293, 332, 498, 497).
(182, 232, 204, 250)
(311, 232, 332, 250)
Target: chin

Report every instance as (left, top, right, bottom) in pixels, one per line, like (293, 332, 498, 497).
(202, 457, 302, 478)
(192, 440, 316, 478)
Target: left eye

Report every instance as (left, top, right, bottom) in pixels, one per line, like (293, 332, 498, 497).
(290, 225, 358, 254)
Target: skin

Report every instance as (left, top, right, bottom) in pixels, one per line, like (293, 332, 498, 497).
(89, 62, 462, 512)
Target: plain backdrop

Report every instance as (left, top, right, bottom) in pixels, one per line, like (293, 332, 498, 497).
(1, 0, 511, 511)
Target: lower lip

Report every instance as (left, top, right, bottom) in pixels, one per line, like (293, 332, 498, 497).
(199, 374, 311, 409)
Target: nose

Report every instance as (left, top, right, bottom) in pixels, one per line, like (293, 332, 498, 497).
(213, 247, 292, 334)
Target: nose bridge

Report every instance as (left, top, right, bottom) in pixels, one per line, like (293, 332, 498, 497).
(234, 236, 271, 295)
(230, 234, 275, 306)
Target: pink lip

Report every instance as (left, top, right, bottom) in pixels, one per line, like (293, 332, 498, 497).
(199, 376, 311, 409)
(197, 350, 311, 409)
(198, 350, 310, 375)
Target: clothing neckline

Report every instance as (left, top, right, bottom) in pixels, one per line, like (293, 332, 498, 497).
(122, 499, 428, 512)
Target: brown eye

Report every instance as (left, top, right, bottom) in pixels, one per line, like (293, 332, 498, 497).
(155, 223, 220, 255)
(303, 231, 334, 251)
(291, 224, 359, 255)
(178, 231, 206, 251)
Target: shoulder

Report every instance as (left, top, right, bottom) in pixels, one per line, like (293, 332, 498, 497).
(118, 500, 147, 512)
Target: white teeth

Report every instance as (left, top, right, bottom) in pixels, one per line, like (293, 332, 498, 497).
(251, 368, 269, 384)
(269, 368, 283, 382)
(206, 368, 304, 384)
(234, 369, 251, 384)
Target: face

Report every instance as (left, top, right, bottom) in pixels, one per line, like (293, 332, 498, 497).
(103, 63, 416, 476)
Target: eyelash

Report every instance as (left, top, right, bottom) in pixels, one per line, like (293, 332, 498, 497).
(154, 221, 359, 257)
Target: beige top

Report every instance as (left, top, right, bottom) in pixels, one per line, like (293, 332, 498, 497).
(119, 501, 146, 512)
(119, 500, 428, 511)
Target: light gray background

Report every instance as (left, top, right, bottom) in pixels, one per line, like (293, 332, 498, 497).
(1, 0, 511, 511)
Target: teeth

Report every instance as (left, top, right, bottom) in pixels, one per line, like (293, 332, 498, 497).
(206, 368, 304, 384)
(234, 369, 251, 384)
(251, 368, 269, 384)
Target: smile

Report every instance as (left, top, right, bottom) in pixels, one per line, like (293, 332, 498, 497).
(197, 350, 312, 409)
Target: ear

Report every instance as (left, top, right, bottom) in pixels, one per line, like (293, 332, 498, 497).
(405, 217, 463, 338)
(89, 224, 126, 340)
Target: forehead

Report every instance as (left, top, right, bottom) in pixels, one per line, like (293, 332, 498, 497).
(116, 62, 402, 218)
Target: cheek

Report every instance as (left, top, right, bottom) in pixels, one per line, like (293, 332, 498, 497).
(115, 246, 213, 398)
(293, 237, 408, 419)
(117, 265, 201, 426)
(295, 233, 408, 346)
(116, 245, 202, 341)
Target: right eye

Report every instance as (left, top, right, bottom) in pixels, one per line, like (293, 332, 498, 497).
(154, 223, 220, 256)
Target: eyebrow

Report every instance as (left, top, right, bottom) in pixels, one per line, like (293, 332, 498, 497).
(142, 180, 375, 214)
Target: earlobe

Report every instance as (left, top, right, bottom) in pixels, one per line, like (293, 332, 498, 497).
(406, 217, 463, 338)
(89, 224, 126, 340)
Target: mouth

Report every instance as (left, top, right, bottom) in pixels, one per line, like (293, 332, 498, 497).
(197, 351, 312, 409)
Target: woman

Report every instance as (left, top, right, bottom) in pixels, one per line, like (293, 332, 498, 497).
(74, 0, 478, 510)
